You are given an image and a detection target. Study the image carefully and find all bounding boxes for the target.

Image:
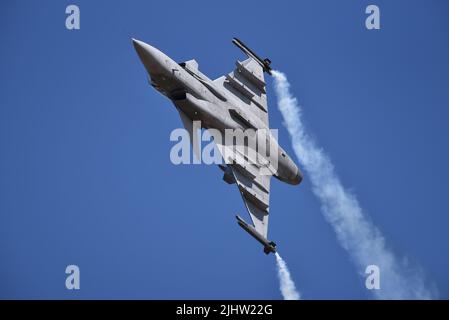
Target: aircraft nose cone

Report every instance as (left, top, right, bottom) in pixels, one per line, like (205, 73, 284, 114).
(132, 38, 151, 54)
(132, 38, 166, 74)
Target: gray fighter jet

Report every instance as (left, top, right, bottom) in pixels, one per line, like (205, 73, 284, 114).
(132, 38, 303, 254)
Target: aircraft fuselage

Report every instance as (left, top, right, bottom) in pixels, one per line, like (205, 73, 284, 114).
(133, 39, 302, 185)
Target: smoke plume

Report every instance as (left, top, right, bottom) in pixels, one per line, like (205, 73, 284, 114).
(275, 252, 301, 300)
(272, 70, 433, 299)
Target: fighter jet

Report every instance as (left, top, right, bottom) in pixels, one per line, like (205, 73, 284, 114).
(132, 38, 303, 254)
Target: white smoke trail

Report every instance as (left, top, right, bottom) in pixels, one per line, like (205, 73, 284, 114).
(275, 252, 301, 300)
(272, 70, 433, 299)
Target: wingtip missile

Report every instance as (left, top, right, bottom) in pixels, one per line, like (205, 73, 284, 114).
(232, 38, 272, 75)
(236, 215, 277, 255)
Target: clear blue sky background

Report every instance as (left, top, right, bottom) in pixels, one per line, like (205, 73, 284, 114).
(1, 0, 448, 299)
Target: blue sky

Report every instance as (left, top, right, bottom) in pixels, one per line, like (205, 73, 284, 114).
(1, 0, 448, 299)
